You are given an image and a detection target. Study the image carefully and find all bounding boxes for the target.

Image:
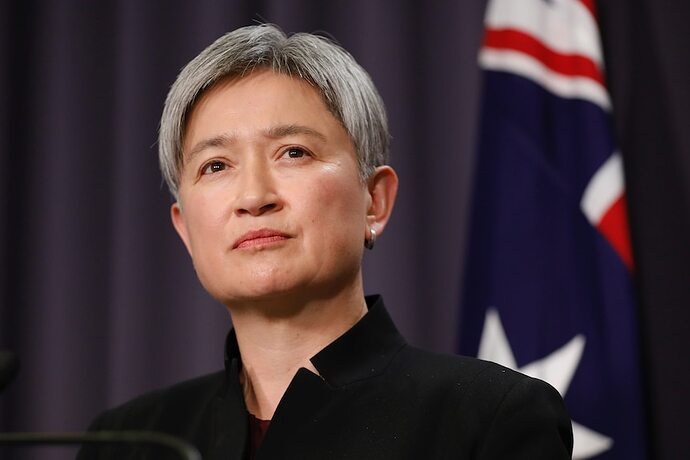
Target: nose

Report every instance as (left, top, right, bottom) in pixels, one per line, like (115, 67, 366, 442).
(234, 159, 282, 217)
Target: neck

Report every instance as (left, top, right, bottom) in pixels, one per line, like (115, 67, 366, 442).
(229, 279, 368, 420)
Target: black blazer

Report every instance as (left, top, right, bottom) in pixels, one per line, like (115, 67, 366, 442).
(77, 296, 573, 459)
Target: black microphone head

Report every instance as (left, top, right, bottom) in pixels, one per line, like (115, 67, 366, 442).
(0, 350, 20, 393)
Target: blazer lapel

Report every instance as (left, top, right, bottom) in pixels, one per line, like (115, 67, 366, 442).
(256, 368, 335, 459)
(208, 358, 249, 460)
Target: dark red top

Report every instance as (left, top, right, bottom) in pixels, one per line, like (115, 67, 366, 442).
(248, 412, 271, 459)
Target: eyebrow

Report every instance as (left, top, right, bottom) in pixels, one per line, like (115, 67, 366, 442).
(186, 134, 234, 163)
(185, 124, 327, 163)
(264, 124, 327, 142)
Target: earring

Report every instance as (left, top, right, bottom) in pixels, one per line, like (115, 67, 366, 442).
(364, 227, 377, 250)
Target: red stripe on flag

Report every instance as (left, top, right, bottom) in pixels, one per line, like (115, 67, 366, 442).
(483, 28, 605, 85)
(578, 0, 597, 19)
(596, 194, 634, 271)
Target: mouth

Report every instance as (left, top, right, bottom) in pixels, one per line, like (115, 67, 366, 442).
(232, 228, 291, 250)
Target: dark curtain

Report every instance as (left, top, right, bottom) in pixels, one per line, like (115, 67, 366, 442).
(599, 1, 690, 459)
(0, 1, 687, 459)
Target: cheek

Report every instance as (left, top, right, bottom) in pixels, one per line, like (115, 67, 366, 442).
(304, 174, 367, 244)
(182, 196, 229, 255)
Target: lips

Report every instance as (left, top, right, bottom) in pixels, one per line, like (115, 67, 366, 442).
(232, 228, 291, 249)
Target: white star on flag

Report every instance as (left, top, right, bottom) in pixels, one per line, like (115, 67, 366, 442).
(477, 308, 613, 459)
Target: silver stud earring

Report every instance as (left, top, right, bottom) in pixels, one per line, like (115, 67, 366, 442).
(364, 227, 377, 250)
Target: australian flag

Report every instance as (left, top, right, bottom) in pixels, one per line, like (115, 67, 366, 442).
(459, 0, 647, 458)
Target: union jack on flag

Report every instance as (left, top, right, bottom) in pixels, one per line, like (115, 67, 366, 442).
(460, 0, 647, 458)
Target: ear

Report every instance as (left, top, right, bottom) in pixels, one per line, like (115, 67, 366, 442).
(365, 165, 399, 237)
(170, 202, 194, 257)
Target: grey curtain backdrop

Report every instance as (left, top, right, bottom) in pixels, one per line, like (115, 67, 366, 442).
(0, 1, 688, 459)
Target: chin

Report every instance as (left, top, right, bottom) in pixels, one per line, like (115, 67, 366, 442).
(208, 275, 307, 306)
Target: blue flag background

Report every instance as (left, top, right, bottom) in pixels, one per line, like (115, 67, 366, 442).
(460, 1, 647, 458)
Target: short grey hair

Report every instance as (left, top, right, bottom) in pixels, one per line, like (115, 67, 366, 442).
(158, 24, 390, 199)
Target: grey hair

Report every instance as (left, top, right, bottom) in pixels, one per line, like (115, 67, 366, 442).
(158, 24, 390, 199)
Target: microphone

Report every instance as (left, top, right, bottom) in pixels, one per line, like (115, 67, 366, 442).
(0, 431, 201, 460)
(0, 350, 19, 393)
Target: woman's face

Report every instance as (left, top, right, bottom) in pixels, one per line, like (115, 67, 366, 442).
(172, 70, 372, 307)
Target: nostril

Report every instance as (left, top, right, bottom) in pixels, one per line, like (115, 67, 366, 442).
(235, 201, 278, 216)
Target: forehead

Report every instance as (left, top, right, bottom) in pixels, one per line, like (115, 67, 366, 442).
(185, 71, 328, 133)
(187, 69, 330, 118)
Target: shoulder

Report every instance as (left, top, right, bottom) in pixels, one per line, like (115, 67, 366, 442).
(392, 344, 533, 391)
(77, 372, 226, 459)
(87, 371, 226, 432)
(393, 344, 568, 418)
(388, 346, 573, 458)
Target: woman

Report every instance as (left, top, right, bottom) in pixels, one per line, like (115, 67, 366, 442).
(79, 24, 572, 459)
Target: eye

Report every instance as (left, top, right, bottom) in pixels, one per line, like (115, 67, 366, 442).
(201, 161, 226, 175)
(283, 147, 309, 159)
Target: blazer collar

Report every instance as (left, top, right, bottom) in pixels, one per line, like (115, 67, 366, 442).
(223, 295, 406, 388)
